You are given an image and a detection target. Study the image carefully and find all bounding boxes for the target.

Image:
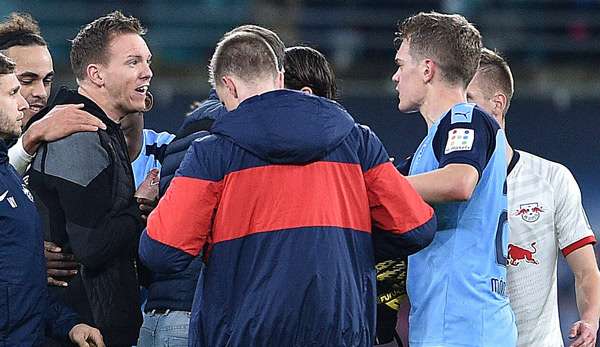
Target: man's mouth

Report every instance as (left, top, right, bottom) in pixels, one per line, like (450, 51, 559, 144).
(135, 85, 149, 95)
(28, 103, 46, 113)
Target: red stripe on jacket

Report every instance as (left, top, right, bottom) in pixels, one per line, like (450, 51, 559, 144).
(364, 162, 434, 234)
(147, 176, 222, 255)
(212, 161, 371, 243)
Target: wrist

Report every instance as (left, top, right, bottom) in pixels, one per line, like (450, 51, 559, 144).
(22, 123, 43, 155)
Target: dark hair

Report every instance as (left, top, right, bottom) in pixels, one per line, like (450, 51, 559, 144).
(70, 10, 146, 81)
(0, 12, 46, 51)
(478, 48, 514, 114)
(395, 12, 482, 87)
(0, 53, 16, 75)
(284, 46, 337, 99)
(225, 24, 285, 72)
(209, 31, 279, 86)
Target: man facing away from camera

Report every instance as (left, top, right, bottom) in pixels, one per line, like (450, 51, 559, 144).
(140, 28, 437, 347)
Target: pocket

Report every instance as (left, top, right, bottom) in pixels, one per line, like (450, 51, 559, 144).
(166, 336, 188, 347)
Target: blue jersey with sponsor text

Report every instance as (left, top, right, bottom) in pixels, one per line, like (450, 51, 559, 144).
(407, 103, 517, 347)
(132, 129, 175, 188)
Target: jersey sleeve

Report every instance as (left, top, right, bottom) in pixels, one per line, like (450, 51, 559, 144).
(553, 165, 597, 256)
(432, 105, 498, 178)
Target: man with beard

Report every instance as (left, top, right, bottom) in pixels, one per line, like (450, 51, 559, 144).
(0, 52, 104, 347)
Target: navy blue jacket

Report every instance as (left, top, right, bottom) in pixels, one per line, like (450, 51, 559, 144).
(0, 140, 79, 345)
(140, 90, 436, 347)
(144, 90, 225, 312)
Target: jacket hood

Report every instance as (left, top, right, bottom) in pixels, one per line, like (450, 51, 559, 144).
(211, 89, 355, 164)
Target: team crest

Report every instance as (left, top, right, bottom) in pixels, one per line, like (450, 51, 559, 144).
(514, 202, 544, 222)
(22, 184, 34, 202)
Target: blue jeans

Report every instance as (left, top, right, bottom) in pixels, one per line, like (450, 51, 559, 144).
(137, 309, 190, 347)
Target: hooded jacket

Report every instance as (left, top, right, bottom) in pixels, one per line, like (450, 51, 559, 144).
(0, 140, 80, 346)
(140, 90, 436, 347)
(144, 90, 224, 313)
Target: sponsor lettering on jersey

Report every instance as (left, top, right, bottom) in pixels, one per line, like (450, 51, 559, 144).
(490, 277, 507, 297)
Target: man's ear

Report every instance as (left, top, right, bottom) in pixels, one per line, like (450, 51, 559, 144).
(86, 64, 104, 87)
(423, 59, 436, 83)
(276, 71, 284, 89)
(221, 76, 238, 99)
(300, 86, 314, 95)
(492, 92, 508, 119)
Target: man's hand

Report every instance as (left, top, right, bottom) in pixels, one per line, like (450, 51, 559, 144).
(22, 104, 106, 155)
(68, 323, 105, 347)
(138, 197, 158, 221)
(568, 320, 598, 347)
(44, 241, 79, 287)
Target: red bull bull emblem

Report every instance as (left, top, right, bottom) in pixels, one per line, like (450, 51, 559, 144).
(507, 242, 539, 266)
(514, 202, 544, 222)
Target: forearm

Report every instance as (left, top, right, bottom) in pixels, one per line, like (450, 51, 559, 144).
(21, 122, 44, 155)
(45, 290, 81, 340)
(406, 165, 478, 204)
(575, 268, 600, 326)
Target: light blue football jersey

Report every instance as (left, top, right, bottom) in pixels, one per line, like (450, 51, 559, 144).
(407, 103, 517, 347)
(131, 129, 174, 188)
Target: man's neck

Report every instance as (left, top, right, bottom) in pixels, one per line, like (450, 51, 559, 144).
(121, 113, 144, 162)
(78, 85, 124, 123)
(420, 86, 468, 128)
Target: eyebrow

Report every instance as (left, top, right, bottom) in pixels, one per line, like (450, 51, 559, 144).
(17, 71, 40, 79)
(17, 71, 55, 79)
(126, 54, 152, 60)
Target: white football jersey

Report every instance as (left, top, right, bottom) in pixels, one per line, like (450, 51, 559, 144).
(506, 150, 596, 347)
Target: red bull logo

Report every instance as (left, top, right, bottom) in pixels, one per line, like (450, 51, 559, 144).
(507, 242, 539, 266)
(514, 202, 544, 222)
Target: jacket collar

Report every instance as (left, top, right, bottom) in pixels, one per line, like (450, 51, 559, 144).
(0, 139, 8, 164)
(26, 87, 119, 131)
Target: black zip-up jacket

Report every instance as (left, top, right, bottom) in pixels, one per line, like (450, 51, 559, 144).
(27, 88, 144, 346)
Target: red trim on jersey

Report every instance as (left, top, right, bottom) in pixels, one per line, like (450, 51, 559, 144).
(561, 235, 597, 257)
(212, 161, 371, 244)
(364, 162, 434, 234)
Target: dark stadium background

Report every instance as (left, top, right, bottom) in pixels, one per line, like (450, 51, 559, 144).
(3, 0, 599, 344)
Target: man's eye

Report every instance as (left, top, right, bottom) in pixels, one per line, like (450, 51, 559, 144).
(19, 79, 33, 85)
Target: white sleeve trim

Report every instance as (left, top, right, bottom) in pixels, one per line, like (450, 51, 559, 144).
(8, 136, 35, 175)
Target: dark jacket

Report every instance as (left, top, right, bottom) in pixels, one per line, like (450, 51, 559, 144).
(144, 90, 224, 313)
(140, 90, 437, 347)
(27, 88, 144, 346)
(0, 140, 80, 346)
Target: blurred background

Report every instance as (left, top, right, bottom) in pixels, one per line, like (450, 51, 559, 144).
(2, 0, 599, 344)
